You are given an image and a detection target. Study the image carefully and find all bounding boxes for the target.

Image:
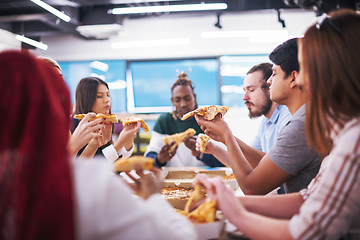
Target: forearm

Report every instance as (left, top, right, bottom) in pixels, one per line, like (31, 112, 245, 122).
(233, 211, 293, 240)
(235, 136, 265, 168)
(224, 135, 255, 191)
(79, 144, 97, 158)
(208, 144, 231, 167)
(240, 193, 304, 219)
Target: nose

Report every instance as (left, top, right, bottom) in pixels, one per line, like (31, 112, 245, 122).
(242, 91, 249, 101)
(267, 76, 273, 86)
(105, 95, 110, 103)
(180, 99, 187, 107)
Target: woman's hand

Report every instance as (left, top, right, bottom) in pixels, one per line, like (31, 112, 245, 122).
(87, 122, 112, 149)
(125, 166, 164, 200)
(68, 112, 103, 155)
(117, 122, 142, 151)
(193, 174, 247, 222)
(157, 142, 178, 164)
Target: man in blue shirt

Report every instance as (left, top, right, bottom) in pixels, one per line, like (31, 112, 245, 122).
(244, 63, 292, 153)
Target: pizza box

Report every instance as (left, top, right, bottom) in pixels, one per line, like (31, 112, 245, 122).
(164, 178, 238, 191)
(166, 198, 188, 210)
(194, 214, 225, 240)
(162, 167, 231, 179)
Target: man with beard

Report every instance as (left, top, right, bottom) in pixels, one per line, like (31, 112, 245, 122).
(195, 38, 320, 195)
(244, 63, 291, 153)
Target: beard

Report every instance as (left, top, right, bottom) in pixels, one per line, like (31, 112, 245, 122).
(248, 98, 272, 119)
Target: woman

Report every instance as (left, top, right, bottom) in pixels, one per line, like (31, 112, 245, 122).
(0, 50, 197, 240)
(193, 9, 360, 240)
(145, 72, 223, 167)
(73, 77, 140, 159)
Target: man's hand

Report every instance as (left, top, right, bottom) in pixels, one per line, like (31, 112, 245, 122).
(183, 136, 201, 158)
(157, 142, 178, 164)
(194, 114, 232, 144)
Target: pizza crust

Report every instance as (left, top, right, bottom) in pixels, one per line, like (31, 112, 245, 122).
(120, 117, 150, 132)
(74, 113, 118, 124)
(181, 105, 229, 121)
(198, 133, 210, 153)
(113, 156, 154, 172)
(162, 128, 196, 152)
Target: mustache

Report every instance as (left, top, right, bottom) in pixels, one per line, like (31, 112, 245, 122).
(245, 101, 254, 105)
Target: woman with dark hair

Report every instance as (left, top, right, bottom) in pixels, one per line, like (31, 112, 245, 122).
(0, 50, 196, 240)
(193, 9, 360, 240)
(145, 72, 223, 167)
(72, 77, 140, 159)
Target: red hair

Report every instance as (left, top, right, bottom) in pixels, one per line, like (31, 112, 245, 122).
(0, 51, 74, 239)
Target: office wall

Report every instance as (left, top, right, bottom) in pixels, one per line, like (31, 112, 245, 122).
(33, 9, 315, 61)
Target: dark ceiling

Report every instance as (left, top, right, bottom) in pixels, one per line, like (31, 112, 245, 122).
(0, 0, 359, 41)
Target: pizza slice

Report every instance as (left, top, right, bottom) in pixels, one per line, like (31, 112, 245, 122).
(162, 128, 196, 152)
(187, 199, 217, 224)
(181, 105, 229, 121)
(184, 185, 206, 214)
(74, 113, 118, 124)
(198, 133, 210, 153)
(120, 117, 150, 132)
(114, 156, 154, 172)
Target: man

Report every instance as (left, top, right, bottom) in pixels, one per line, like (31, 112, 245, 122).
(243, 63, 291, 153)
(195, 38, 320, 195)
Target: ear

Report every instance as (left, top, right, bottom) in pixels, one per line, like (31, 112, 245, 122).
(171, 96, 174, 104)
(289, 71, 299, 89)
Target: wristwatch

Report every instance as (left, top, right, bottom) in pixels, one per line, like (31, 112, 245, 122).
(197, 152, 204, 160)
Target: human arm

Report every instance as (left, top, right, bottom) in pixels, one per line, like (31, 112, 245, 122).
(113, 121, 141, 153)
(193, 175, 296, 240)
(195, 114, 292, 195)
(68, 113, 104, 156)
(195, 138, 230, 166)
(79, 123, 112, 158)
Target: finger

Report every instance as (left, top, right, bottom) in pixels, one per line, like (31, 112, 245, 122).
(125, 172, 140, 183)
(81, 112, 97, 122)
(135, 164, 145, 177)
(151, 166, 162, 179)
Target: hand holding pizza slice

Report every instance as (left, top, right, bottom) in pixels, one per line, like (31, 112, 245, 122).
(74, 113, 118, 124)
(162, 128, 196, 152)
(114, 156, 154, 172)
(120, 117, 150, 132)
(181, 105, 229, 121)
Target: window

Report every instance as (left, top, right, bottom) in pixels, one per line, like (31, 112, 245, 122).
(127, 58, 219, 113)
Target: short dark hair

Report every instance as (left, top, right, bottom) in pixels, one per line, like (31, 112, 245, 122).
(269, 38, 299, 78)
(247, 63, 273, 89)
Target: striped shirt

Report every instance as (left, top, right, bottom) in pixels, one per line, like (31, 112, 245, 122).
(289, 117, 360, 240)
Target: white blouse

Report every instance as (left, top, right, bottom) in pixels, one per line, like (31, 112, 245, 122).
(72, 158, 198, 240)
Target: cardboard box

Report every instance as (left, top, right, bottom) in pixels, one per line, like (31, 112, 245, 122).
(194, 215, 225, 240)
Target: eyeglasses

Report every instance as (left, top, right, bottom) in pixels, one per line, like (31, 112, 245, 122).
(315, 14, 343, 38)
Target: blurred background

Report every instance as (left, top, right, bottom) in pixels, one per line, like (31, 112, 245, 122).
(1, 0, 359, 149)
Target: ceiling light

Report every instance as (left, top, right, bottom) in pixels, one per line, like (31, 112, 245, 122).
(109, 3, 227, 15)
(90, 61, 109, 72)
(30, 0, 71, 22)
(16, 35, 48, 50)
(76, 24, 125, 39)
(108, 80, 127, 90)
(249, 35, 303, 43)
(201, 30, 289, 38)
(111, 38, 191, 49)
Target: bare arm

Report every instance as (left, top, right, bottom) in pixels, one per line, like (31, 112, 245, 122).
(195, 139, 231, 167)
(234, 136, 266, 168)
(193, 175, 298, 240)
(195, 114, 292, 195)
(113, 121, 141, 152)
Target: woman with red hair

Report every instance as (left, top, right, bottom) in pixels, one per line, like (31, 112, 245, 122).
(0, 51, 196, 240)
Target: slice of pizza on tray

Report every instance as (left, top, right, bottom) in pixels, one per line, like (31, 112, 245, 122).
(120, 117, 150, 132)
(162, 128, 196, 152)
(74, 113, 118, 124)
(181, 105, 229, 121)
